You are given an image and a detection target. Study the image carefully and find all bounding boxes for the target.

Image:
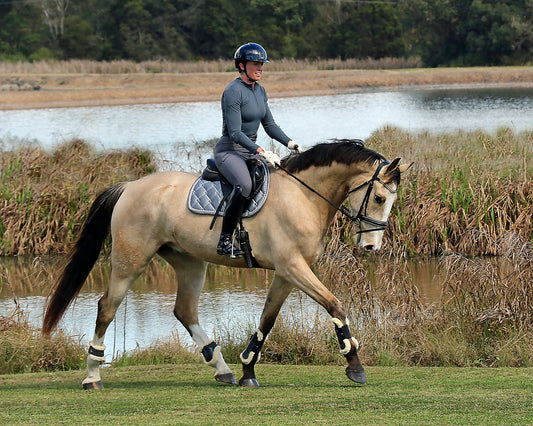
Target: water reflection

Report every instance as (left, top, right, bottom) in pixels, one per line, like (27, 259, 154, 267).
(1, 87, 532, 171)
(0, 256, 443, 360)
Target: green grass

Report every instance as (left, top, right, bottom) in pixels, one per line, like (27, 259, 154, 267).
(1, 364, 532, 425)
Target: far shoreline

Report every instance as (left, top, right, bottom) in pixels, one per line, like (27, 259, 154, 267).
(1, 67, 533, 111)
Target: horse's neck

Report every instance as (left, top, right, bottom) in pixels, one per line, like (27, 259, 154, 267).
(296, 164, 364, 203)
(292, 164, 367, 220)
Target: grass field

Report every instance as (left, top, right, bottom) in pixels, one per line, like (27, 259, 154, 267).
(1, 364, 532, 425)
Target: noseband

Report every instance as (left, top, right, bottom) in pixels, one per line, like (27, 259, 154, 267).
(278, 160, 397, 235)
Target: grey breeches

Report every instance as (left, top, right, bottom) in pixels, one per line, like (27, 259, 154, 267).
(214, 151, 253, 198)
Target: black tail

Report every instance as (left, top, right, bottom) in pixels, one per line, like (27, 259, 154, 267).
(43, 183, 126, 335)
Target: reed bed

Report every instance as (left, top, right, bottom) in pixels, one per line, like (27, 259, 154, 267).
(0, 139, 155, 256)
(111, 331, 199, 367)
(368, 126, 532, 256)
(317, 229, 533, 367)
(0, 306, 85, 374)
(1, 127, 532, 372)
(0, 57, 423, 75)
(3, 126, 529, 257)
(1, 233, 531, 371)
(113, 230, 533, 368)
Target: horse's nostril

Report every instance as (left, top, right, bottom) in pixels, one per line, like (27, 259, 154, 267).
(364, 244, 374, 251)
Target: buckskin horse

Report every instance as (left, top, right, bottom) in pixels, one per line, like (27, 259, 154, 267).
(43, 139, 412, 389)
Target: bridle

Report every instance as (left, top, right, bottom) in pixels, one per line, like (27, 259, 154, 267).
(277, 160, 397, 235)
(346, 160, 397, 234)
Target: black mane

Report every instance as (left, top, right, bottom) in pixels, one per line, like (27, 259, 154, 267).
(281, 139, 385, 173)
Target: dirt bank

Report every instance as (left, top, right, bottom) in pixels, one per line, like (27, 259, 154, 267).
(1, 67, 533, 110)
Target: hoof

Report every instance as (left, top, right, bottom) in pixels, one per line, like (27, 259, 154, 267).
(239, 377, 260, 387)
(82, 380, 104, 390)
(346, 367, 367, 385)
(215, 373, 237, 385)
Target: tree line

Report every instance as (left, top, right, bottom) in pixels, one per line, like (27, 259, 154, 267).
(1, 0, 532, 67)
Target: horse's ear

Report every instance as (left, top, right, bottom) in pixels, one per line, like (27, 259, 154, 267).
(398, 162, 414, 173)
(384, 158, 414, 175)
(384, 157, 401, 175)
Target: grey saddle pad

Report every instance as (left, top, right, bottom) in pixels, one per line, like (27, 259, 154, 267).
(187, 162, 270, 217)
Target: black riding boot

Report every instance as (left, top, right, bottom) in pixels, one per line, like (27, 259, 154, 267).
(217, 192, 247, 257)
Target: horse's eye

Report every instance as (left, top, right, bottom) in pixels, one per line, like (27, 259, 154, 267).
(374, 195, 384, 204)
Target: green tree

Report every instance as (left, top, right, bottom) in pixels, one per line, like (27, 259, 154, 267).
(398, 0, 530, 66)
(240, 0, 315, 59)
(509, 1, 533, 63)
(60, 15, 105, 59)
(191, 0, 241, 58)
(144, 0, 191, 60)
(340, 3, 403, 59)
(0, 3, 50, 60)
(313, 1, 403, 59)
(106, 0, 192, 61)
(118, 0, 157, 60)
(397, 0, 466, 66)
(463, 0, 517, 65)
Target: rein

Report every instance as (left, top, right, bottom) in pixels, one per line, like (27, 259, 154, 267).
(277, 160, 394, 234)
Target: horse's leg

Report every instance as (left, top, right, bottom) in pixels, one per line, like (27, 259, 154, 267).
(280, 259, 366, 385)
(83, 226, 158, 390)
(239, 274, 293, 387)
(159, 247, 235, 384)
(82, 267, 143, 389)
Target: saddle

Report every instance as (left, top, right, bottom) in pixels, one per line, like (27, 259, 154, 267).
(187, 158, 270, 218)
(187, 158, 270, 268)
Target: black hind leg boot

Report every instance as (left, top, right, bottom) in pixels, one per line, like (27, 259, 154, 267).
(217, 191, 247, 257)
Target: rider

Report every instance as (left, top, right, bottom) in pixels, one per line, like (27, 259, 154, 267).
(214, 42, 302, 257)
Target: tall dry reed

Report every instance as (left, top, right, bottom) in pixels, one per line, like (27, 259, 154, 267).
(367, 126, 532, 256)
(0, 139, 155, 256)
(3, 127, 528, 257)
(315, 229, 533, 367)
(0, 57, 423, 75)
(1, 127, 532, 370)
(0, 306, 85, 373)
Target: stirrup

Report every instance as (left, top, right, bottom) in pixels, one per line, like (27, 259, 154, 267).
(217, 234, 244, 258)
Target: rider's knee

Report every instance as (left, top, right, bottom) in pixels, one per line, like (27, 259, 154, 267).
(240, 181, 252, 198)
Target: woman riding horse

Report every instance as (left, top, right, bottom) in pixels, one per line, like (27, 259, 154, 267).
(43, 139, 412, 389)
(215, 42, 302, 257)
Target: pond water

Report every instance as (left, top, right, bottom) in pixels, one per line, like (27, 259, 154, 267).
(1, 86, 532, 170)
(0, 85, 529, 359)
(0, 257, 443, 361)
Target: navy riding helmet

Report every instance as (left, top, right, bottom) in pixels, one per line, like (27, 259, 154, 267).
(234, 42, 269, 70)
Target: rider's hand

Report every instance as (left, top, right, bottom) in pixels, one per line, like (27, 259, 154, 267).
(259, 150, 281, 167)
(287, 140, 302, 153)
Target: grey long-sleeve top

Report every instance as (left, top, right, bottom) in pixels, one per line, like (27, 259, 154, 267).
(216, 77, 291, 158)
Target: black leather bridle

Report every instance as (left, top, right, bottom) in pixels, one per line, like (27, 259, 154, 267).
(344, 160, 398, 234)
(278, 160, 397, 235)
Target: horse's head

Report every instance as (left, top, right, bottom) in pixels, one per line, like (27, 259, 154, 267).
(348, 158, 413, 252)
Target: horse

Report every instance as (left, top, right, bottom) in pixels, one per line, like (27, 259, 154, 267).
(42, 139, 412, 389)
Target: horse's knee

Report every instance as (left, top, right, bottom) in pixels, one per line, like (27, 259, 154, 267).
(327, 300, 347, 321)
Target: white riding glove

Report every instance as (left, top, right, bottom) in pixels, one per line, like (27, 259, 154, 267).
(259, 150, 281, 167)
(287, 140, 303, 153)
